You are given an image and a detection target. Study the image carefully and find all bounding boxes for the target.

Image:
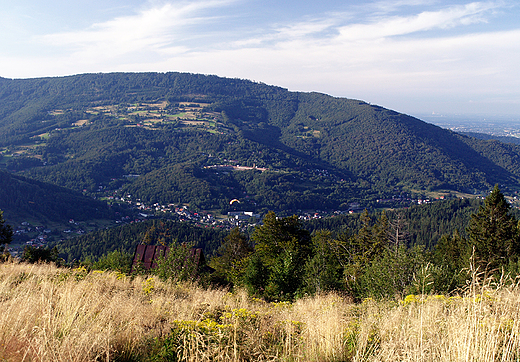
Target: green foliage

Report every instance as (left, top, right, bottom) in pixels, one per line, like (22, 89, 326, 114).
(54, 220, 227, 262)
(209, 227, 252, 286)
(2, 72, 520, 220)
(0, 210, 13, 259)
(148, 328, 185, 362)
(432, 231, 471, 290)
(466, 185, 520, 271)
(0, 170, 113, 223)
(244, 211, 312, 301)
(22, 245, 62, 265)
(338, 211, 394, 295)
(304, 198, 481, 250)
(234, 194, 520, 300)
(350, 210, 390, 266)
(91, 249, 132, 274)
(242, 253, 269, 297)
(352, 246, 429, 299)
(0, 210, 13, 247)
(4, 72, 520, 301)
(152, 243, 205, 283)
(432, 185, 520, 290)
(302, 230, 345, 294)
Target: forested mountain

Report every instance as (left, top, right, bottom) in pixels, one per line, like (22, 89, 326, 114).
(304, 197, 482, 249)
(1, 72, 520, 218)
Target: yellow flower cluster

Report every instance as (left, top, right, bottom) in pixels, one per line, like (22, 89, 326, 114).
(74, 266, 88, 274)
(221, 307, 258, 321)
(401, 294, 449, 306)
(270, 300, 293, 309)
(401, 292, 495, 307)
(112, 271, 126, 280)
(142, 277, 155, 295)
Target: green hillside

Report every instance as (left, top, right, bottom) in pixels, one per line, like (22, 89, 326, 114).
(0, 169, 114, 224)
(1, 72, 519, 217)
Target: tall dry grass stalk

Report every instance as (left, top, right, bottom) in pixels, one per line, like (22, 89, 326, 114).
(0, 261, 519, 361)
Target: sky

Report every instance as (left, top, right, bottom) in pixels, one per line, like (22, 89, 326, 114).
(1, 0, 519, 118)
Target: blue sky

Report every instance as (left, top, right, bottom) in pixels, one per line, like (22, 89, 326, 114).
(1, 0, 519, 117)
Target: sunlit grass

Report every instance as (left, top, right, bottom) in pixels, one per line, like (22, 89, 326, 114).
(0, 261, 519, 361)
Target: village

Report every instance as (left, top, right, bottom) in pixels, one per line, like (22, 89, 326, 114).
(5, 186, 444, 260)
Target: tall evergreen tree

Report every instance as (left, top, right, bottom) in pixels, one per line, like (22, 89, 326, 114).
(433, 230, 471, 290)
(466, 185, 519, 272)
(347, 210, 390, 269)
(210, 227, 252, 286)
(303, 230, 345, 294)
(244, 211, 312, 301)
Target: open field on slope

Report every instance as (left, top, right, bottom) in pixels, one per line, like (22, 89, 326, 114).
(0, 262, 519, 361)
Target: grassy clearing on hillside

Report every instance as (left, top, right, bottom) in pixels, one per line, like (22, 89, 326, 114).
(0, 262, 519, 361)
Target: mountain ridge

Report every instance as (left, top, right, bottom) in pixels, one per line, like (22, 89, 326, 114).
(1, 72, 519, 221)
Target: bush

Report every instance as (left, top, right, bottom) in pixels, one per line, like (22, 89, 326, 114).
(92, 249, 132, 274)
(351, 246, 429, 299)
(22, 246, 62, 265)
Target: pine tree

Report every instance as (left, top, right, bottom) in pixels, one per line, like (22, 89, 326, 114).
(210, 227, 252, 286)
(466, 185, 519, 272)
(303, 230, 345, 294)
(245, 211, 312, 301)
(433, 230, 470, 290)
(343, 211, 393, 298)
(349, 210, 389, 267)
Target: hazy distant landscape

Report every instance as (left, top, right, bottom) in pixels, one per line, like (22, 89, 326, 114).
(420, 113, 520, 138)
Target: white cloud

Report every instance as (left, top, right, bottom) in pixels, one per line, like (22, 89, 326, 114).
(38, 0, 236, 62)
(231, 17, 340, 48)
(337, 2, 500, 41)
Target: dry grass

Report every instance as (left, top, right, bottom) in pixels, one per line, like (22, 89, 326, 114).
(0, 262, 519, 361)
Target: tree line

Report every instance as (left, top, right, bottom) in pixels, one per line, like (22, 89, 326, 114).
(210, 186, 520, 300)
(3, 185, 519, 301)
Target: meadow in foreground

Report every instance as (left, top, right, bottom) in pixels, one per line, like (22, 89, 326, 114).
(0, 261, 519, 362)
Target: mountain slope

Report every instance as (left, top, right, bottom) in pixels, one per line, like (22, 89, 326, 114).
(0, 169, 114, 224)
(279, 93, 516, 190)
(1, 72, 519, 214)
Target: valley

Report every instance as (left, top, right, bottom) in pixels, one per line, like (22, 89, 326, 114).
(2, 72, 520, 260)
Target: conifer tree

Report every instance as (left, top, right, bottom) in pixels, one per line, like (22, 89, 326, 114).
(210, 227, 252, 286)
(349, 210, 389, 267)
(244, 211, 312, 300)
(466, 185, 519, 271)
(303, 230, 345, 294)
(433, 230, 470, 290)
(342, 211, 393, 298)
